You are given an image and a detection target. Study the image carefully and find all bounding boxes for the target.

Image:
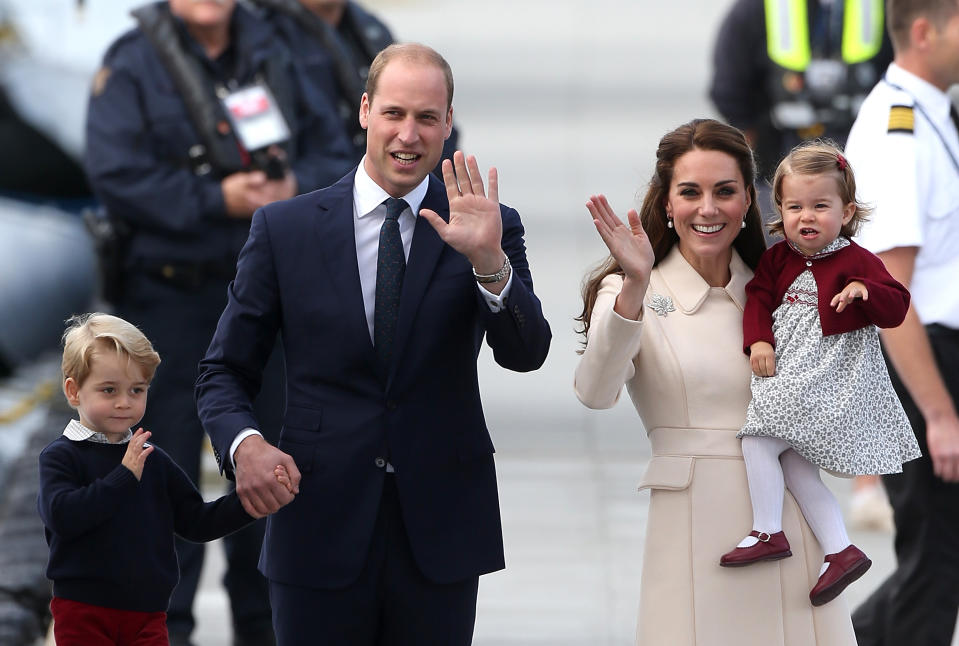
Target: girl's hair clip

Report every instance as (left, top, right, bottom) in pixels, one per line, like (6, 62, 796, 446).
(836, 153, 848, 171)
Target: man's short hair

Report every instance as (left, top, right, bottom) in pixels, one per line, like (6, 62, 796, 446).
(887, 0, 959, 49)
(61, 313, 161, 390)
(366, 43, 454, 110)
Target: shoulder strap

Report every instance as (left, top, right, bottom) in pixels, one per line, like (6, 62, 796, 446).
(250, 0, 365, 114)
(339, 3, 393, 64)
(132, 3, 245, 176)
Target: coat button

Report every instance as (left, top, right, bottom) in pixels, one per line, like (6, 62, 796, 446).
(806, 260, 812, 267)
(374, 457, 386, 468)
(386, 400, 397, 410)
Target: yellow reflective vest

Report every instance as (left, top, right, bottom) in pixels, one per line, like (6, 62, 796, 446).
(764, 0, 883, 71)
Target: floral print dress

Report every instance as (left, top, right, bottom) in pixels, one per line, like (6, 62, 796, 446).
(739, 238, 921, 475)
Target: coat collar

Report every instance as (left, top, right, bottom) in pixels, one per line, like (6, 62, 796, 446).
(656, 245, 750, 314)
(312, 169, 372, 356)
(886, 63, 954, 125)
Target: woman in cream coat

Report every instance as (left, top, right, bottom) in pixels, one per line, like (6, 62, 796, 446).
(575, 119, 857, 645)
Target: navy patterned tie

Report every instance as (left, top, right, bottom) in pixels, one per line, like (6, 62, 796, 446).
(374, 197, 407, 368)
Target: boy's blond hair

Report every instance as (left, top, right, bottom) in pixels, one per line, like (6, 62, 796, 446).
(61, 313, 161, 393)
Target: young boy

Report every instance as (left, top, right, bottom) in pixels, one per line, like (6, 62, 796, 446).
(38, 313, 264, 646)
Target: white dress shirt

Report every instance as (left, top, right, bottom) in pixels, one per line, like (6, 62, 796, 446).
(846, 63, 959, 327)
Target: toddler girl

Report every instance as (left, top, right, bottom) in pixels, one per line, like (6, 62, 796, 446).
(718, 141, 921, 606)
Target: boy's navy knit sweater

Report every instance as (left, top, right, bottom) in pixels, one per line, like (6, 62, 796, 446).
(38, 434, 254, 612)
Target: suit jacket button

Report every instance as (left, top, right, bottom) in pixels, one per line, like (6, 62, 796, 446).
(386, 400, 397, 410)
(374, 457, 386, 468)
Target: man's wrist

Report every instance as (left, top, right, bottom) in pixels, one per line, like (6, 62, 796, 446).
(230, 429, 263, 468)
(469, 249, 506, 275)
(473, 255, 510, 284)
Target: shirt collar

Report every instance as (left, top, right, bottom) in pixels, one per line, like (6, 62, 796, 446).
(786, 235, 850, 259)
(886, 63, 953, 124)
(353, 156, 429, 220)
(62, 419, 132, 444)
(656, 245, 750, 314)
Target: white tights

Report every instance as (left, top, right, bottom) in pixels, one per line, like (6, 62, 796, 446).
(739, 436, 850, 555)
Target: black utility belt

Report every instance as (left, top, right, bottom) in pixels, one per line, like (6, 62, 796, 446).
(139, 261, 236, 289)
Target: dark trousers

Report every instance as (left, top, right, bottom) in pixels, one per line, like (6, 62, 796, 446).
(119, 273, 285, 640)
(269, 476, 479, 646)
(852, 324, 959, 646)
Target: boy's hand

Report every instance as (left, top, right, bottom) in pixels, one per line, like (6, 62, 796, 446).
(122, 428, 154, 481)
(831, 280, 869, 313)
(749, 341, 776, 377)
(274, 465, 295, 495)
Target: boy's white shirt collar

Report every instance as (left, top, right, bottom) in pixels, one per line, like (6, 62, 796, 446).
(63, 419, 132, 444)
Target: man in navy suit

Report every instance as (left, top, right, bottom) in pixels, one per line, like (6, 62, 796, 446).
(196, 43, 551, 645)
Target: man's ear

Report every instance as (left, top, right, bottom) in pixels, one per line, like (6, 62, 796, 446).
(64, 378, 80, 407)
(359, 92, 371, 130)
(444, 106, 453, 140)
(910, 16, 934, 50)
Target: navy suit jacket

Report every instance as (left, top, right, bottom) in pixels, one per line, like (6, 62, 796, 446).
(196, 169, 551, 588)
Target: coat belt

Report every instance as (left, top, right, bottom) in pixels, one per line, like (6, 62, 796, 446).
(648, 427, 744, 459)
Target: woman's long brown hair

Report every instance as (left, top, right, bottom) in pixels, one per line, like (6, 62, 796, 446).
(575, 118, 766, 346)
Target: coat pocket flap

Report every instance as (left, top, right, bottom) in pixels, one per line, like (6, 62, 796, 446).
(637, 456, 694, 492)
(283, 406, 323, 431)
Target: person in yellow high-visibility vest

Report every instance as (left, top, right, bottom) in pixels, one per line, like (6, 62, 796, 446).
(710, 0, 893, 231)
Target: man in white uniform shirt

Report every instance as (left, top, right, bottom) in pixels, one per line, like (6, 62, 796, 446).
(844, 0, 959, 644)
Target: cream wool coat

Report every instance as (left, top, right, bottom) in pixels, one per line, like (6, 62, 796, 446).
(575, 247, 856, 646)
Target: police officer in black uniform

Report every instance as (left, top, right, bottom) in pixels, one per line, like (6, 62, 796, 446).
(248, 0, 459, 165)
(84, 1, 353, 644)
(709, 0, 893, 227)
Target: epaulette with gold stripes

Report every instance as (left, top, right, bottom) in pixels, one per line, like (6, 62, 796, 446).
(887, 105, 914, 134)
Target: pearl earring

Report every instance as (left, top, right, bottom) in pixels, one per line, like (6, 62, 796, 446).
(667, 217, 674, 229)
(741, 218, 747, 229)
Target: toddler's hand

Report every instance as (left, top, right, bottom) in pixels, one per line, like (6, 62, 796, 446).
(749, 341, 776, 377)
(831, 280, 869, 313)
(122, 428, 154, 481)
(274, 464, 295, 494)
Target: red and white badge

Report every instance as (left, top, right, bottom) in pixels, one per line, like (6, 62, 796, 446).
(221, 81, 290, 151)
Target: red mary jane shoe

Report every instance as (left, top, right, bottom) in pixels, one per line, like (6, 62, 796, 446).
(719, 530, 792, 567)
(809, 544, 871, 606)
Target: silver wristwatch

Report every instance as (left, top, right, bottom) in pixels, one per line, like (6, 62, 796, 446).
(473, 256, 511, 284)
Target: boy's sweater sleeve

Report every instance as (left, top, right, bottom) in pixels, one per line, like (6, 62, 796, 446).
(846, 248, 911, 329)
(166, 455, 255, 543)
(37, 444, 140, 540)
(742, 248, 778, 353)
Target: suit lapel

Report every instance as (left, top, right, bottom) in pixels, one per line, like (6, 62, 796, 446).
(312, 171, 376, 359)
(389, 176, 449, 382)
